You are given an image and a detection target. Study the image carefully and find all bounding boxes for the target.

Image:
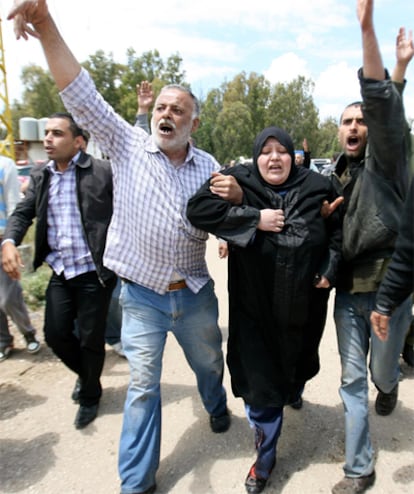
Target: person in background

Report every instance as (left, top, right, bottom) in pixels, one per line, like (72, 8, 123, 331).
(390, 26, 414, 368)
(294, 138, 311, 168)
(135, 80, 154, 132)
(78, 130, 125, 358)
(330, 2, 412, 492)
(6, 2, 242, 492)
(0, 154, 40, 362)
(295, 138, 320, 173)
(370, 175, 413, 341)
(2, 113, 116, 430)
(188, 126, 342, 494)
(104, 276, 125, 357)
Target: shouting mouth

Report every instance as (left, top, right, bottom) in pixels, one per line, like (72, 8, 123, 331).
(158, 119, 176, 135)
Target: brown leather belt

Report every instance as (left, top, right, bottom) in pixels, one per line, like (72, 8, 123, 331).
(168, 280, 187, 291)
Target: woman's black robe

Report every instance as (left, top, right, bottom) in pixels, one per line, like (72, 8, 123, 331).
(187, 163, 342, 408)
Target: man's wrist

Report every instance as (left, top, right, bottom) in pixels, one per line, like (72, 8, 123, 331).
(1, 238, 16, 247)
(373, 303, 393, 317)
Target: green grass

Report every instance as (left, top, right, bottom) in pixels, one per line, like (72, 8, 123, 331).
(19, 223, 51, 310)
(21, 264, 51, 310)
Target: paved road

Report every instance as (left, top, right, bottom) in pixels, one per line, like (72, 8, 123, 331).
(1, 238, 413, 493)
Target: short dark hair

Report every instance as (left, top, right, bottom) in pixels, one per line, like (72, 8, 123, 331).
(48, 112, 85, 139)
(339, 101, 363, 125)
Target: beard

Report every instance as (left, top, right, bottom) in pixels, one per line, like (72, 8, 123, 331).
(151, 118, 193, 154)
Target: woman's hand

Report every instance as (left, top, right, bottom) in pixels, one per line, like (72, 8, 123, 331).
(258, 209, 285, 232)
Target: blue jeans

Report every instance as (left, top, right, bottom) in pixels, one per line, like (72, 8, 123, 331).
(245, 404, 283, 478)
(118, 280, 227, 494)
(334, 290, 412, 478)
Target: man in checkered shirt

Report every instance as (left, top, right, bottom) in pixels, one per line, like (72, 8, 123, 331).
(7, 2, 243, 493)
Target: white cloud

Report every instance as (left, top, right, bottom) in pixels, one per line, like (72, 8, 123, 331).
(314, 62, 361, 119)
(264, 53, 311, 84)
(1, 0, 414, 123)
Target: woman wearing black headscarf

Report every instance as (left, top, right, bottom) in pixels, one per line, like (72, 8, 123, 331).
(187, 126, 342, 494)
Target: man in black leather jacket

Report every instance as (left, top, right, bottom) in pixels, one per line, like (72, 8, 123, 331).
(2, 113, 116, 430)
(370, 176, 414, 340)
(331, 2, 412, 493)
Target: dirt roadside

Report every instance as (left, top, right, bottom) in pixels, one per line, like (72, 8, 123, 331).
(1, 238, 413, 494)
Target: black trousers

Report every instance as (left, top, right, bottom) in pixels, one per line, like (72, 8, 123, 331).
(44, 271, 116, 406)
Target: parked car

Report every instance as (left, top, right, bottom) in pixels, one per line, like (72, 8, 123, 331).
(311, 158, 333, 174)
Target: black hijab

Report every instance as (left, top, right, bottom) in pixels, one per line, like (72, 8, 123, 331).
(250, 126, 305, 193)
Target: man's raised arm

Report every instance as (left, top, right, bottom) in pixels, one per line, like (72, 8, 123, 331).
(8, 0, 81, 90)
(357, 0, 385, 80)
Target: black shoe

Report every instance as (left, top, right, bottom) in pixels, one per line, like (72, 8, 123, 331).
(121, 485, 156, 494)
(25, 332, 41, 354)
(375, 384, 398, 416)
(290, 396, 303, 410)
(210, 408, 231, 433)
(74, 404, 99, 429)
(332, 470, 375, 493)
(245, 462, 274, 494)
(71, 378, 81, 403)
(143, 486, 156, 494)
(402, 343, 414, 367)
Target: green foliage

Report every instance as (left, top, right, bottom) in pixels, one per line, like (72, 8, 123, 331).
(213, 101, 253, 164)
(11, 49, 339, 164)
(265, 76, 320, 152)
(316, 117, 342, 159)
(11, 64, 65, 138)
(21, 265, 51, 310)
(194, 88, 224, 156)
(82, 50, 124, 114)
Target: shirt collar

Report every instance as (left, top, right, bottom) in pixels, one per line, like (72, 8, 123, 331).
(147, 137, 196, 168)
(46, 151, 81, 174)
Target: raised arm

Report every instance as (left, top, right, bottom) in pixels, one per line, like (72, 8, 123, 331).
(135, 81, 154, 134)
(357, 0, 384, 80)
(8, 0, 81, 90)
(392, 27, 414, 84)
(136, 81, 154, 115)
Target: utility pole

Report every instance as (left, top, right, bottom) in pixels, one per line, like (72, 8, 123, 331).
(0, 17, 15, 160)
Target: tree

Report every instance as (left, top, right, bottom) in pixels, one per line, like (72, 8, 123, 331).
(82, 50, 124, 113)
(194, 88, 223, 155)
(12, 53, 333, 166)
(117, 49, 187, 123)
(315, 117, 341, 159)
(265, 76, 319, 153)
(222, 72, 271, 140)
(213, 101, 253, 164)
(11, 64, 64, 138)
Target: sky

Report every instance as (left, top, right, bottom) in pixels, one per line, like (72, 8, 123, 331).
(1, 0, 414, 123)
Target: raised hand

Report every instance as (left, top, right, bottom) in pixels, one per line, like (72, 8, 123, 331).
(136, 81, 154, 114)
(8, 0, 49, 40)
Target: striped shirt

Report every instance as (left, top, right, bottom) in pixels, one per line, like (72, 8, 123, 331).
(45, 156, 95, 279)
(61, 69, 220, 294)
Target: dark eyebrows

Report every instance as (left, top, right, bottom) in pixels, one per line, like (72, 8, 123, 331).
(341, 117, 366, 126)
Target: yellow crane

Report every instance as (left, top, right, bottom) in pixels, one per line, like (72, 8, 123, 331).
(0, 16, 15, 161)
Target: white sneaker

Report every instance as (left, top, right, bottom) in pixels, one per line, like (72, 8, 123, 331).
(0, 344, 14, 362)
(110, 342, 125, 358)
(25, 333, 41, 354)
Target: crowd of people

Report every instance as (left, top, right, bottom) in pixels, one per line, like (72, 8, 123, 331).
(1, 1, 413, 493)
